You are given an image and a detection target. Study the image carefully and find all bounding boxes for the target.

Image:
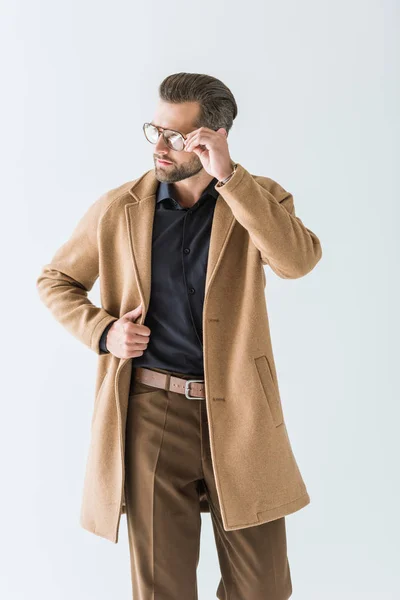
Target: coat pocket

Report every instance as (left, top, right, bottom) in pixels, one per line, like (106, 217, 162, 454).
(254, 355, 284, 427)
(91, 369, 109, 428)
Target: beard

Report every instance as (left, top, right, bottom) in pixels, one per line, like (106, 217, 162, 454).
(154, 154, 204, 183)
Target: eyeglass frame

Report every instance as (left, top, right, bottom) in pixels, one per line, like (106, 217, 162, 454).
(142, 121, 218, 152)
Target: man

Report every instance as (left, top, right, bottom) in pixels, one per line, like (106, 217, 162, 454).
(37, 72, 322, 599)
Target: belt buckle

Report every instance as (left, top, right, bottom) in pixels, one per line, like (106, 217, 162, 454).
(184, 379, 204, 400)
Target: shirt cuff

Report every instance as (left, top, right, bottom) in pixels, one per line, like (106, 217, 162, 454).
(99, 320, 117, 354)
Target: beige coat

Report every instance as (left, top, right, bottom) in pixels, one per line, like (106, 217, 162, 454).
(36, 162, 322, 544)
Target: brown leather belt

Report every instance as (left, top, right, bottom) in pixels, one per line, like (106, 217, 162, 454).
(134, 367, 206, 400)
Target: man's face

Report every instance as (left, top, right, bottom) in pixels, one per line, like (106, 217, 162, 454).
(151, 99, 204, 183)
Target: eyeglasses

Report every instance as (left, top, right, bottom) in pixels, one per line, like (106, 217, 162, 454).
(143, 122, 189, 152)
(143, 122, 219, 152)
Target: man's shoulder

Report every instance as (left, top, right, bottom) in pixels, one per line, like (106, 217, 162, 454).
(94, 170, 153, 216)
(99, 173, 147, 207)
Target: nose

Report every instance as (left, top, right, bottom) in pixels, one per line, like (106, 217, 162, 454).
(154, 133, 169, 154)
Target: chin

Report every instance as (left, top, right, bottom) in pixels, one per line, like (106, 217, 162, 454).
(154, 168, 171, 182)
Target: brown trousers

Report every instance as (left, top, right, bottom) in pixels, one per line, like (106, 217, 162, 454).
(124, 366, 293, 600)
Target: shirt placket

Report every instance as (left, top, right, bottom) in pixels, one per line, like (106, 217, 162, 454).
(181, 205, 204, 350)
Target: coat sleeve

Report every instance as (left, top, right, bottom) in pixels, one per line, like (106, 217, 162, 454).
(36, 192, 118, 354)
(214, 163, 322, 279)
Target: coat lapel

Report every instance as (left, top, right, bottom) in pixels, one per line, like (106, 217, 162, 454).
(125, 168, 236, 312)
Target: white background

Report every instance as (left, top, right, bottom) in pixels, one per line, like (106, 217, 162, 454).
(1, 0, 398, 598)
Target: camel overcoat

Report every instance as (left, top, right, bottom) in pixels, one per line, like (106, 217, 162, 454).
(36, 162, 322, 544)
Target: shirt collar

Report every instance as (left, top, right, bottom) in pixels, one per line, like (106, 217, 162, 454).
(156, 176, 219, 208)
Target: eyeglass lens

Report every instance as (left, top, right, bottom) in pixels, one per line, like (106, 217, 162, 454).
(143, 123, 185, 151)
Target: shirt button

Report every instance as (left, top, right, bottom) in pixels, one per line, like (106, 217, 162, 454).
(184, 248, 190, 254)
(189, 287, 195, 294)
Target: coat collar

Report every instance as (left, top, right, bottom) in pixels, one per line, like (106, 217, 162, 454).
(125, 167, 236, 314)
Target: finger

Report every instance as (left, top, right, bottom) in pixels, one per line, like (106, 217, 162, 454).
(185, 132, 213, 152)
(133, 324, 151, 336)
(125, 332, 150, 345)
(123, 340, 148, 350)
(123, 322, 151, 337)
(184, 127, 202, 142)
(184, 128, 211, 147)
(119, 336, 149, 349)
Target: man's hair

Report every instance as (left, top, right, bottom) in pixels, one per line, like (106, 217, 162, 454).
(158, 72, 238, 134)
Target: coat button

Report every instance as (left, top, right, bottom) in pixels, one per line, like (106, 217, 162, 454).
(189, 287, 195, 294)
(184, 247, 190, 254)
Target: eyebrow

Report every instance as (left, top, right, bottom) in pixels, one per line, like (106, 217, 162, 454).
(150, 121, 183, 133)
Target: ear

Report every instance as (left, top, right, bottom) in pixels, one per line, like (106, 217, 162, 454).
(216, 127, 228, 138)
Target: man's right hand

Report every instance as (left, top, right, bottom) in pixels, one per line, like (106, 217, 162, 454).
(105, 303, 150, 359)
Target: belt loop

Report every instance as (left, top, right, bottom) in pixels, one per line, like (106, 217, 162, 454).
(165, 372, 171, 391)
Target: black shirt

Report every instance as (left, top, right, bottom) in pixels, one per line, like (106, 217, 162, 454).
(99, 175, 219, 377)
